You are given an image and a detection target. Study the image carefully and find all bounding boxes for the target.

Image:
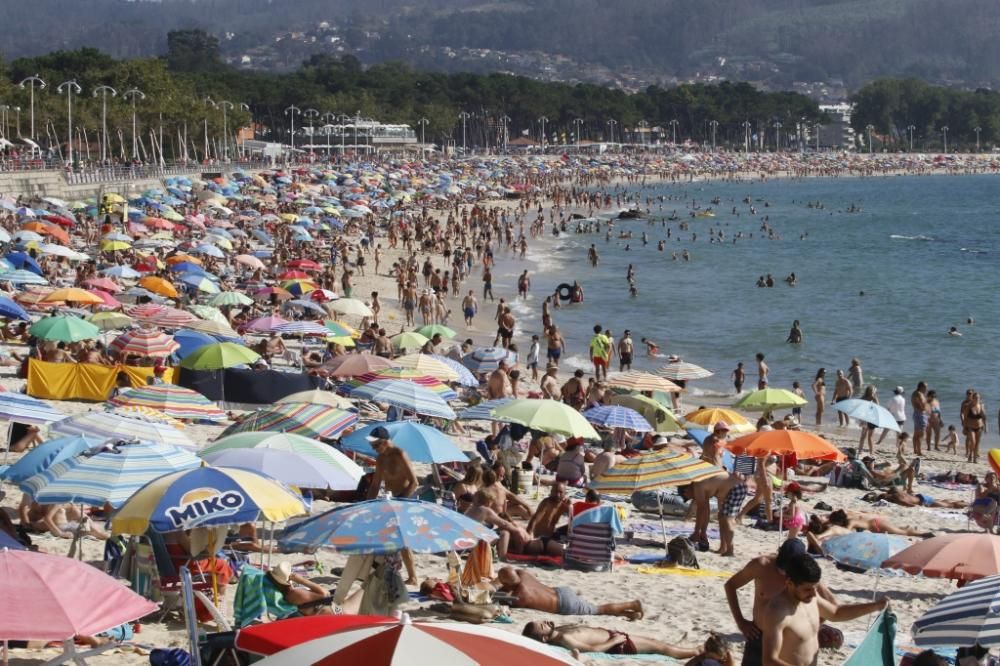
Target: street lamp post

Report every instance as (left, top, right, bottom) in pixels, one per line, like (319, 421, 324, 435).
(773, 121, 783, 152)
(866, 124, 875, 154)
(122, 88, 145, 161)
(302, 108, 319, 157)
(218, 101, 235, 161)
(669, 119, 679, 145)
(339, 114, 351, 157)
(573, 118, 584, 148)
(941, 125, 949, 153)
(606, 119, 618, 146)
(56, 80, 82, 165)
(814, 122, 821, 152)
(637, 119, 649, 148)
(92, 85, 117, 164)
(907, 125, 916, 152)
(458, 111, 470, 155)
(974, 126, 982, 153)
(499, 115, 511, 153)
(284, 105, 301, 157)
(202, 97, 217, 162)
(538, 116, 548, 151)
(417, 117, 429, 158)
(709, 119, 719, 151)
(18, 75, 46, 142)
(741, 120, 752, 153)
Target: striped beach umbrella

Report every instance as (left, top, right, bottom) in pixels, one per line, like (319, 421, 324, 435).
(912, 574, 1000, 647)
(20, 442, 200, 508)
(0, 393, 65, 424)
(200, 448, 361, 490)
(126, 303, 197, 328)
(51, 411, 196, 449)
(456, 398, 513, 421)
(323, 353, 394, 378)
(183, 319, 241, 339)
(590, 450, 727, 494)
(109, 328, 180, 357)
(607, 371, 681, 393)
(582, 405, 653, 432)
(347, 379, 456, 419)
(202, 432, 364, 480)
(0, 435, 103, 483)
(208, 291, 253, 307)
(0, 269, 48, 285)
(656, 360, 714, 381)
(461, 347, 512, 373)
(277, 389, 354, 409)
(219, 402, 358, 440)
(346, 370, 457, 401)
(391, 354, 460, 382)
(187, 304, 229, 325)
(244, 315, 290, 333)
(274, 320, 332, 337)
(108, 385, 226, 421)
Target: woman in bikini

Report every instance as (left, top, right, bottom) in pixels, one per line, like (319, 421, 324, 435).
(926, 390, 943, 451)
(812, 368, 826, 426)
(963, 391, 987, 463)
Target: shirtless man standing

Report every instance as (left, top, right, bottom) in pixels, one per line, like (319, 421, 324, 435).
(911, 381, 930, 456)
(540, 363, 561, 400)
(725, 539, 837, 666)
(523, 621, 700, 660)
(497, 567, 643, 619)
(755, 353, 769, 390)
(462, 290, 478, 327)
(760, 554, 887, 666)
(680, 472, 745, 556)
(487, 360, 513, 399)
(832, 370, 853, 426)
(365, 427, 419, 584)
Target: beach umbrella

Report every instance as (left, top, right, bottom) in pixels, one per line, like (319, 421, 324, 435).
(456, 398, 513, 421)
(180, 341, 260, 370)
(277, 389, 353, 409)
(347, 379, 456, 419)
(275, 320, 332, 337)
(0, 296, 29, 321)
(29, 315, 100, 343)
(734, 388, 808, 411)
(20, 441, 200, 508)
(0, 268, 48, 285)
(187, 304, 229, 324)
(582, 405, 653, 432)
(832, 399, 902, 432)
(253, 287, 292, 302)
(4, 251, 42, 275)
(111, 466, 306, 535)
(0, 549, 157, 642)
(607, 371, 681, 393)
(184, 319, 241, 339)
(41, 287, 104, 306)
(490, 399, 599, 440)
(219, 402, 358, 440)
(245, 315, 290, 333)
(391, 353, 460, 381)
(108, 384, 226, 421)
(52, 411, 196, 450)
(172, 329, 217, 360)
(180, 274, 221, 294)
(100, 239, 132, 252)
(326, 297, 373, 318)
(822, 532, 911, 572)
(684, 407, 755, 433)
(83, 278, 123, 294)
(101, 265, 141, 279)
(911, 574, 1000, 647)
(283, 299, 327, 316)
(323, 353, 395, 378)
(461, 347, 512, 373)
(882, 534, 1000, 582)
(138, 276, 178, 299)
(209, 291, 253, 307)
(341, 421, 468, 463)
(109, 328, 179, 357)
(429, 354, 477, 387)
(126, 303, 197, 328)
(200, 448, 361, 490)
(248, 617, 579, 666)
(281, 279, 315, 296)
(234, 616, 396, 657)
(347, 370, 457, 401)
(235, 254, 266, 270)
(725, 430, 845, 462)
(590, 449, 726, 494)
(656, 360, 714, 381)
(391, 331, 429, 352)
(608, 394, 684, 433)
(415, 324, 456, 339)
(202, 431, 364, 480)
(323, 320, 357, 337)
(0, 435, 102, 483)
(0, 393, 66, 424)
(278, 498, 496, 554)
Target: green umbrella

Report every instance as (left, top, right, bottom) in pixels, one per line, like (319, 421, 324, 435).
(179, 342, 260, 370)
(608, 393, 685, 433)
(87, 312, 133, 332)
(390, 331, 429, 352)
(491, 399, 600, 439)
(208, 291, 253, 307)
(734, 388, 808, 412)
(30, 315, 100, 343)
(187, 305, 229, 325)
(415, 324, 457, 339)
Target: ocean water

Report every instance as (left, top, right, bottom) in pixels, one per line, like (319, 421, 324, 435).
(504, 174, 1000, 434)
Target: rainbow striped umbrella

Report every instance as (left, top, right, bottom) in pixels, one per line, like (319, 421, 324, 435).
(109, 328, 179, 357)
(219, 402, 358, 440)
(108, 385, 226, 421)
(347, 379, 456, 419)
(607, 371, 681, 393)
(244, 315, 289, 333)
(589, 450, 727, 494)
(51, 411, 196, 449)
(345, 370, 457, 401)
(391, 354, 460, 382)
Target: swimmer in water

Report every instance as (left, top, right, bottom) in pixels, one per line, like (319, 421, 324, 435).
(641, 338, 659, 356)
(949, 326, 962, 337)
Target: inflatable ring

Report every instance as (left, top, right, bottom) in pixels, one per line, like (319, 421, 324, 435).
(557, 283, 573, 301)
(989, 449, 1000, 477)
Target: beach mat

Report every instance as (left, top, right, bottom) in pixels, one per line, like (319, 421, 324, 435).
(556, 647, 677, 662)
(627, 552, 667, 564)
(628, 522, 720, 539)
(503, 553, 565, 567)
(636, 566, 731, 578)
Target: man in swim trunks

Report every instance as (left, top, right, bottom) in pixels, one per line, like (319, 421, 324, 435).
(755, 353, 768, 389)
(877, 486, 968, 509)
(497, 567, 643, 618)
(546, 326, 566, 365)
(680, 472, 746, 556)
(522, 621, 700, 659)
(618, 330, 634, 372)
(461, 290, 478, 327)
(588, 324, 611, 381)
(911, 381, 930, 456)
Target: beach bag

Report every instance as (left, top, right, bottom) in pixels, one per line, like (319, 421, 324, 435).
(667, 536, 700, 569)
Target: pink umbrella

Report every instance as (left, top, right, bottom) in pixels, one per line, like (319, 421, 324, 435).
(0, 548, 156, 641)
(83, 278, 122, 294)
(235, 254, 265, 270)
(245, 315, 289, 333)
(88, 289, 122, 309)
(882, 533, 1000, 582)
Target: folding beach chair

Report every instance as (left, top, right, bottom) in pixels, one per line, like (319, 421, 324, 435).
(564, 504, 622, 572)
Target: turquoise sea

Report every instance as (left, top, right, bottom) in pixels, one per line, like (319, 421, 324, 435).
(501, 174, 1000, 438)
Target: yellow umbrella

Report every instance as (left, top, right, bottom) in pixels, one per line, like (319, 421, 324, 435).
(325, 336, 356, 348)
(684, 407, 755, 433)
(139, 276, 178, 299)
(103, 193, 126, 204)
(392, 353, 460, 381)
(42, 287, 105, 305)
(278, 213, 298, 223)
(100, 240, 131, 252)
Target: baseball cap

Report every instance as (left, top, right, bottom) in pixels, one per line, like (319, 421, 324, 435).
(713, 421, 731, 432)
(894, 386, 904, 394)
(366, 425, 392, 442)
(775, 538, 807, 570)
(784, 481, 803, 495)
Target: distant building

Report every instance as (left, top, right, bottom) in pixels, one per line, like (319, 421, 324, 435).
(817, 103, 856, 150)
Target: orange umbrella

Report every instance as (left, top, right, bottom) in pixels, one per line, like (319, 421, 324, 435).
(138, 276, 178, 299)
(166, 254, 201, 266)
(725, 429, 845, 462)
(24, 221, 70, 245)
(41, 287, 105, 305)
(882, 533, 1000, 582)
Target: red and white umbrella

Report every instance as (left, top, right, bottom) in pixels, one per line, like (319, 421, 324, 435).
(109, 328, 179, 357)
(126, 303, 197, 328)
(253, 617, 581, 666)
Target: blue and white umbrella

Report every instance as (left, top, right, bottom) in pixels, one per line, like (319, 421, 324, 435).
(912, 573, 1000, 647)
(341, 421, 469, 463)
(832, 399, 902, 432)
(0, 435, 104, 483)
(282, 299, 326, 315)
(0, 393, 65, 424)
(0, 269, 49, 285)
(822, 532, 911, 572)
(456, 398, 512, 421)
(194, 244, 225, 258)
(430, 354, 478, 387)
(274, 320, 331, 336)
(51, 411, 196, 449)
(20, 442, 200, 508)
(0, 296, 30, 321)
(582, 405, 654, 432)
(347, 379, 456, 419)
(461, 347, 515, 373)
(101, 265, 142, 279)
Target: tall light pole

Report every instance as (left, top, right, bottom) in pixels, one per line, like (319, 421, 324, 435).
(18, 75, 46, 141)
(0, 105, 8, 139)
(742, 120, 752, 153)
(709, 119, 719, 151)
(941, 125, 949, 153)
(217, 100, 234, 161)
(538, 115, 548, 151)
(499, 114, 511, 153)
(866, 124, 875, 154)
(417, 117, 429, 158)
(606, 119, 618, 146)
(284, 105, 301, 156)
(669, 119, 679, 146)
(56, 80, 82, 165)
(814, 122, 821, 152)
(773, 121, 783, 152)
(638, 119, 649, 147)
(93, 85, 117, 163)
(339, 113, 351, 157)
(974, 126, 982, 153)
(458, 111, 470, 155)
(202, 96, 217, 161)
(321, 112, 336, 157)
(14, 107, 21, 138)
(122, 88, 145, 161)
(907, 125, 916, 152)
(302, 108, 319, 156)
(573, 118, 584, 148)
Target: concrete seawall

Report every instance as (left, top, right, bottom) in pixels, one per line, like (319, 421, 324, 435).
(0, 166, 251, 200)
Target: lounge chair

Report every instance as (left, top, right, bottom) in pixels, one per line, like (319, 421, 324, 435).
(564, 505, 622, 572)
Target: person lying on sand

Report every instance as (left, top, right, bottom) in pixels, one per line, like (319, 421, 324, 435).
(464, 491, 561, 559)
(807, 509, 933, 542)
(265, 561, 363, 616)
(497, 566, 643, 619)
(522, 620, 701, 659)
(873, 486, 969, 509)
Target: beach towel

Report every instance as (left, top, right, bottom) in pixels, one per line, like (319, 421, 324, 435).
(503, 553, 565, 567)
(636, 565, 731, 578)
(461, 540, 496, 586)
(626, 552, 667, 564)
(627, 522, 720, 539)
(843, 609, 896, 666)
(233, 566, 297, 627)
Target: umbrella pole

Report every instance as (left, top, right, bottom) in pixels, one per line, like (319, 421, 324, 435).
(657, 492, 669, 556)
(868, 569, 882, 629)
(208, 529, 219, 606)
(1, 421, 11, 466)
(777, 458, 785, 546)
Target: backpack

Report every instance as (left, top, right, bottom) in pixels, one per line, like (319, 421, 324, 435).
(667, 536, 700, 569)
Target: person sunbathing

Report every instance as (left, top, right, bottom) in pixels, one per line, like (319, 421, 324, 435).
(875, 486, 969, 509)
(522, 620, 700, 659)
(19, 499, 110, 540)
(265, 561, 363, 616)
(8, 425, 42, 453)
(808, 509, 933, 541)
(497, 566, 643, 619)
(465, 491, 560, 559)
